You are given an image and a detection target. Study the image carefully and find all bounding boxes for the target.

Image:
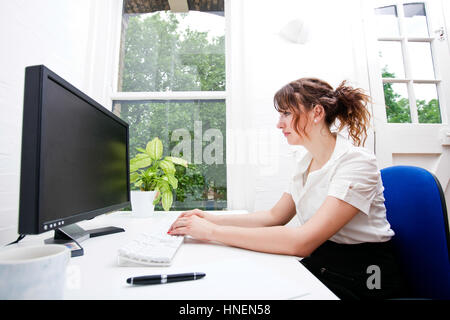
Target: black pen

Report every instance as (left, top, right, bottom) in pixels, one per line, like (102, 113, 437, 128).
(126, 272, 206, 285)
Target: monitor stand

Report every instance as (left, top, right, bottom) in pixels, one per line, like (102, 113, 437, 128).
(45, 224, 124, 257)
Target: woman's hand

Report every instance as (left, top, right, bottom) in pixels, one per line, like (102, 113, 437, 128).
(174, 208, 209, 220)
(168, 213, 217, 241)
(168, 209, 213, 229)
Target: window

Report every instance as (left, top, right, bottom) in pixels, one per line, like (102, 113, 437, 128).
(112, 9, 226, 210)
(374, 2, 442, 124)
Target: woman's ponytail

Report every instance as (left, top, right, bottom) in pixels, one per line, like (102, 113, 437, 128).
(332, 81, 371, 147)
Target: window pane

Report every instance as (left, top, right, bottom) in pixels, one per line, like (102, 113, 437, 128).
(374, 5, 400, 37)
(403, 3, 429, 37)
(415, 84, 441, 123)
(113, 100, 227, 210)
(119, 11, 225, 92)
(383, 82, 411, 123)
(378, 41, 405, 79)
(409, 42, 435, 79)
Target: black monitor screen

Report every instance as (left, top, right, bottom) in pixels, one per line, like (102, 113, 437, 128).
(39, 77, 128, 225)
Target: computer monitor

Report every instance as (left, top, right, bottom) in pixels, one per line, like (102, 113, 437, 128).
(18, 65, 130, 247)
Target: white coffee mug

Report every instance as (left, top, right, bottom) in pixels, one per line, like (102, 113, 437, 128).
(0, 244, 70, 299)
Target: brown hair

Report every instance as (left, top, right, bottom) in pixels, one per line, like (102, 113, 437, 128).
(274, 78, 371, 146)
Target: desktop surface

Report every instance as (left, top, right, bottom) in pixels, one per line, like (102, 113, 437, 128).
(18, 211, 338, 300)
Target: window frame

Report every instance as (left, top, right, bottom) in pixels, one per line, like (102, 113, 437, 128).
(109, 1, 230, 209)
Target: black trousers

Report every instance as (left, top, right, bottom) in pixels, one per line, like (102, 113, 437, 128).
(300, 240, 410, 300)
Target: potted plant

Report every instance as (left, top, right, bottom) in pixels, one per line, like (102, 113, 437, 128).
(129, 137, 188, 215)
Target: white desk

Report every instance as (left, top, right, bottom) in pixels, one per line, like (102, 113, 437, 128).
(20, 211, 338, 300)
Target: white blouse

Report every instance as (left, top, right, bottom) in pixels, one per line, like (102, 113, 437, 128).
(286, 133, 395, 244)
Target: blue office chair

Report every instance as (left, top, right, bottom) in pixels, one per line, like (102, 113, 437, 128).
(380, 166, 450, 299)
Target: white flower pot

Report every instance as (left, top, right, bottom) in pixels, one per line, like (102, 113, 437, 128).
(130, 190, 157, 217)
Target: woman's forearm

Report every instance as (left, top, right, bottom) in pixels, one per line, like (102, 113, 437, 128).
(206, 193, 296, 228)
(209, 210, 278, 228)
(210, 224, 307, 257)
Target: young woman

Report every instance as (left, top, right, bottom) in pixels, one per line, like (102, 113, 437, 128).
(168, 77, 407, 300)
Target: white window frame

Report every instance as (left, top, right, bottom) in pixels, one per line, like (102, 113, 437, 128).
(107, 0, 233, 208)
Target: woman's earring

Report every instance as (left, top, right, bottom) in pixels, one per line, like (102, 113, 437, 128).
(314, 119, 318, 123)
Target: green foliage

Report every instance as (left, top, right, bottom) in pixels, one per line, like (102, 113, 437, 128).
(130, 137, 188, 211)
(382, 68, 441, 123)
(382, 69, 411, 123)
(174, 163, 206, 202)
(121, 12, 225, 92)
(417, 98, 441, 123)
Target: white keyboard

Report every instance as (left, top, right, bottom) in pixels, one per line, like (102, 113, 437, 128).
(117, 223, 184, 266)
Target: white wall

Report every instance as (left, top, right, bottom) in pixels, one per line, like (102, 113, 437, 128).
(0, 0, 119, 245)
(227, 0, 369, 213)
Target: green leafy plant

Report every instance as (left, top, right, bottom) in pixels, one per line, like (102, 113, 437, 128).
(130, 137, 188, 211)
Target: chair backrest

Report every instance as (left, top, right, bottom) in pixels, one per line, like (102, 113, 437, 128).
(380, 166, 450, 299)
